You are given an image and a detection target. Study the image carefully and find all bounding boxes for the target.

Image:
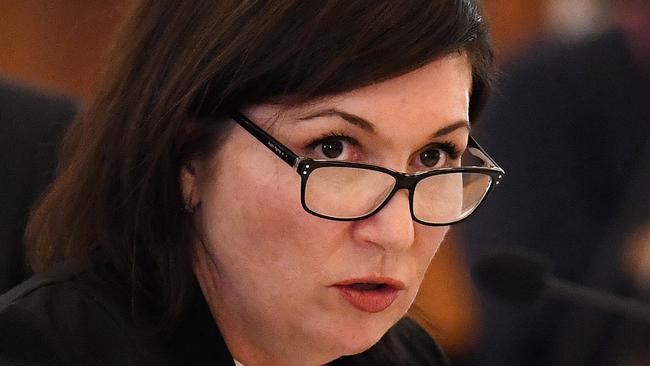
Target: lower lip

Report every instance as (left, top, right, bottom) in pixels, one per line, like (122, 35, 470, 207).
(334, 285, 400, 313)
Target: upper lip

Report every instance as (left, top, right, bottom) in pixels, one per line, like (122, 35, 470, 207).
(333, 277, 406, 290)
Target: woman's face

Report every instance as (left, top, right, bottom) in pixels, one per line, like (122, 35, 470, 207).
(185, 54, 473, 365)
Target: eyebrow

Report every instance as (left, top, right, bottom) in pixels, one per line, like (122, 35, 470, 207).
(297, 108, 376, 133)
(431, 120, 471, 138)
(297, 108, 470, 137)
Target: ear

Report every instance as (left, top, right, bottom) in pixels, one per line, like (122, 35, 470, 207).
(180, 161, 201, 210)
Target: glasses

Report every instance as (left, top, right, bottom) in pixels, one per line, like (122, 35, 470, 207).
(228, 110, 504, 226)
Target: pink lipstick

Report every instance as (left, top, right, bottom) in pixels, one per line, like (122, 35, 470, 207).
(333, 277, 405, 313)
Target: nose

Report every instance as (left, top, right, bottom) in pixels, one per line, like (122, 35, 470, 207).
(350, 189, 415, 252)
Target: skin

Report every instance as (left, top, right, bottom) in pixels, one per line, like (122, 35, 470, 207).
(182, 53, 473, 366)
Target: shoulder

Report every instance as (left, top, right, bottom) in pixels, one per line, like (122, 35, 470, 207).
(332, 317, 450, 366)
(0, 263, 168, 366)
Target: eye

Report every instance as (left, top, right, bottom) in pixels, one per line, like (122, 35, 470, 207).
(420, 148, 443, 167)
(417, 142, 461, 168)
(306, 134, 359, 161)
(320, 139, 343, 159)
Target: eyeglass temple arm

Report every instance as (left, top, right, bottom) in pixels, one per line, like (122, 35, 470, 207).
(228, 110, 300, 167)
(469, 135, 501, 169)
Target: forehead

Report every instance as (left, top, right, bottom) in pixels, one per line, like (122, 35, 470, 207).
(337, 53, 473, 106)
(277, 54, 473, 129)
(249, 53, 473, 148)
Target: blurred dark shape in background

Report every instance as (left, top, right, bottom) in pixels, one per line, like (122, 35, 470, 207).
(0, 82, 76, 293)
(461, 0, 650, 365)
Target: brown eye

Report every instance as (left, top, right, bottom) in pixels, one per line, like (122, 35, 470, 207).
(420, 148, 443, 167)
(320, 139, 343, 159)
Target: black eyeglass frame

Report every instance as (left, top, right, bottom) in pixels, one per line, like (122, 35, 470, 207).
(228, 110, 504, 226)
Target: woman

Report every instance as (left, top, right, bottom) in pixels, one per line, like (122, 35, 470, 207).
(0, 1, 502, 365)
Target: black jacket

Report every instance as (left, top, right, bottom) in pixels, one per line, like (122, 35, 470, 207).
(0, 262, 449, 365)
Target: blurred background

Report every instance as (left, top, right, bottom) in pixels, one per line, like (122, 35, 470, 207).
(0, 0, 616, 100)
(1, 1, 648, 365)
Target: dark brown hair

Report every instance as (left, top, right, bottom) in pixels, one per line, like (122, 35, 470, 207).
(26, 0, 494, 329)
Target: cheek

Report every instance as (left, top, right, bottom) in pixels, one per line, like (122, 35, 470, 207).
(250, 168, 304, 236)
(245, 165, 315, 257)
(412, 226, 448, 280)
(201, 152, 343, 287)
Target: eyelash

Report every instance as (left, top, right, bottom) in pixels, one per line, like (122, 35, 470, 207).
(305, 132, 359, 151)
(305, 133, 463, 163)
(426, 140, 462, 161)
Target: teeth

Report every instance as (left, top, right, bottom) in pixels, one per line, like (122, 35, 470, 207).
(351, 283, 384, 291)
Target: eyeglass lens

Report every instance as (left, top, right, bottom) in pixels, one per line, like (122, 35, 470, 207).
(304, 167, 396, 218)
(412, 172, 491, 223)
(304, 168, 492, 224)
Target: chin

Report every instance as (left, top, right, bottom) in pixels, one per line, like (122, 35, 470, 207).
(339, 335, 384, 357)
(319, 312, 400, 359)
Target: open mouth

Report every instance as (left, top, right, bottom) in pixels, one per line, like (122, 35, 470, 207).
(333, 278, 404, 313)
(347, 283, 390, 291)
